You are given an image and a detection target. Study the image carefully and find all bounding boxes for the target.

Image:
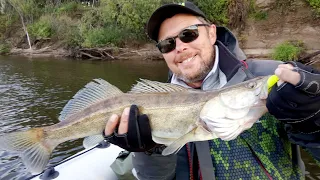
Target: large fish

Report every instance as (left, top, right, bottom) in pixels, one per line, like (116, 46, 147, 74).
(0, 76, 270, 174)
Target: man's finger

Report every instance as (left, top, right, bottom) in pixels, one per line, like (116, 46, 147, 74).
(105, 114, 120, 136)
(118, 107, 130, 135)
(275, 67, 300, 85)
(277, 63, 294, 70)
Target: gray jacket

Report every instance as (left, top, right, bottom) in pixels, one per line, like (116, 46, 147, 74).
(132, 27, 308, 180)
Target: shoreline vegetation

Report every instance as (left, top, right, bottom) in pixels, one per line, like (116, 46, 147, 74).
(0, 0, 320, 62)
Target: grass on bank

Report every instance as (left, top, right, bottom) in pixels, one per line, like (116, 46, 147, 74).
(272, 41, 304, 61)
(0, 43, 10, 55)
(306, 0, 320, 17)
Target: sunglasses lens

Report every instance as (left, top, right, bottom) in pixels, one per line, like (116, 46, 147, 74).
(157, 25, 201, 53)
(157, 38, 176, 53)
(179, 28, 199, 43)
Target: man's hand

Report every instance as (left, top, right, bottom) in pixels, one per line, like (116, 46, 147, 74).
(267, 61, 320, 133)
(103, 105, 156, 152)
(274, 63, 300, 86)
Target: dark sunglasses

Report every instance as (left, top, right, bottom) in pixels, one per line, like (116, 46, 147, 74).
(156, 24, 210, 53)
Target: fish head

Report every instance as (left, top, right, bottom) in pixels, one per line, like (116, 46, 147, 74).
(243, 75, 269, 101)
(199, 76, 270, 139)
(219, 76, 269, 109)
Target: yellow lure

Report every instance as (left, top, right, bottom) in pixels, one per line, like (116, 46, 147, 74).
(267, 75, 279, 93)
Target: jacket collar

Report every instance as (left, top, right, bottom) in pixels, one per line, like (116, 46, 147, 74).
(215, 40, 243, 81)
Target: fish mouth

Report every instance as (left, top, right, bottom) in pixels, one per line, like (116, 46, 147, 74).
(255, 76, 270, 100)
(260, 76, 270, 99)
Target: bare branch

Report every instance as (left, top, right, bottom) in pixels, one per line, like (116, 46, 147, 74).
(7, 0, 32, 50)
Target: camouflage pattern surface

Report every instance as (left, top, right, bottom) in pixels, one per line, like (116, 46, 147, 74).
(208, 113, 304, 179)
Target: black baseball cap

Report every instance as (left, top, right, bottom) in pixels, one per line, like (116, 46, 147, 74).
(146, 1, 207, 42)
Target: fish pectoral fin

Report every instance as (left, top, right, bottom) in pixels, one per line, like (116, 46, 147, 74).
(161, 128, 197, 156)
(152, 135, 176, 145)
(83, 134, 105, 149)
(0, 128, 57, 174)
(162, 125, 219, 156)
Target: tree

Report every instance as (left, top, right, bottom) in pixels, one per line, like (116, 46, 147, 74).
(7, 0, 33, 50)
(0, 0, 6, 14)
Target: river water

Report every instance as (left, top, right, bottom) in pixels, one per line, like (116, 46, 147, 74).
(0, 56, 319, 179)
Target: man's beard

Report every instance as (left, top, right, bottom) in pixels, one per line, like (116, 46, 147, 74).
(177, 52, 215, 84)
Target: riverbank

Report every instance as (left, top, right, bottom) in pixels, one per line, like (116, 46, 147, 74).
(7, 45, 320, 62)
(8, 44, 162, 60)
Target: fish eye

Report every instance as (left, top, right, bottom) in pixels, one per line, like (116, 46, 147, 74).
(247, 82, 257, 89)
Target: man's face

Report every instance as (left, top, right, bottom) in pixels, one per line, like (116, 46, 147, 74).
(158, 14, 217, 85)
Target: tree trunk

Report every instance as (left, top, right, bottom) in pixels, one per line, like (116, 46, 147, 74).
(20, 14, 32, 50)
(0, 0, 5, 14)
(7, 0, 32, 50)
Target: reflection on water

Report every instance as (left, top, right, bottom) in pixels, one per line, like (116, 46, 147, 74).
(0, 56, 319, 179)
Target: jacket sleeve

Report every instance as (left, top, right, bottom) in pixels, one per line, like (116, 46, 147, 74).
(285, 125, 320, 163)
(246, 59, 320, 164)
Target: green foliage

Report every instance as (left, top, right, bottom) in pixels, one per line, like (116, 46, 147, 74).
(55, 16, 82, 47)
(56, 1, 85, 16)
(28, 14, 79, 43)
(0, 15, 9, 38)
(57, 1, 78, 13)
(272, 41, 304, 61)
(75, 0, 163, 47)
(64, 25, 83, 47)
(54, 15, 81, 45)
(0, 10, 19, 40)
(28, 15, 54, 39)
(0, 43, 10, 55)
(82, 26, 131, 47)
(193, 0, 229, 25)
(248, 0, 268, 21)
(80, 8, 105, 32)
(306, 0, 320, 17)
(101, 0, 161, 34)
(7, 0, 42, 22)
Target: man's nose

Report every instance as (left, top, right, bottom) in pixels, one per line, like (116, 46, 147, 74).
(175, 38, 188, 53)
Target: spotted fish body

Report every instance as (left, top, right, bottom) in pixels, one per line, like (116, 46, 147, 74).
(0, 76, 270, 174)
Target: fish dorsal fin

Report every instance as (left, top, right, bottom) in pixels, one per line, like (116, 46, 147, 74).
(129, 79, 188, 94)
(59, 78, 123, 121)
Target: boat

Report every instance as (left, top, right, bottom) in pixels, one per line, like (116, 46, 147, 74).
(29, 142, 128, 180)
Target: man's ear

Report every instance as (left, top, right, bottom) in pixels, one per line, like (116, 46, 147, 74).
(208, 24, 217, 45)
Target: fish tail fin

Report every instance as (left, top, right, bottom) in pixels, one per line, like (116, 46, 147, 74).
(0, 128, 56, 174)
